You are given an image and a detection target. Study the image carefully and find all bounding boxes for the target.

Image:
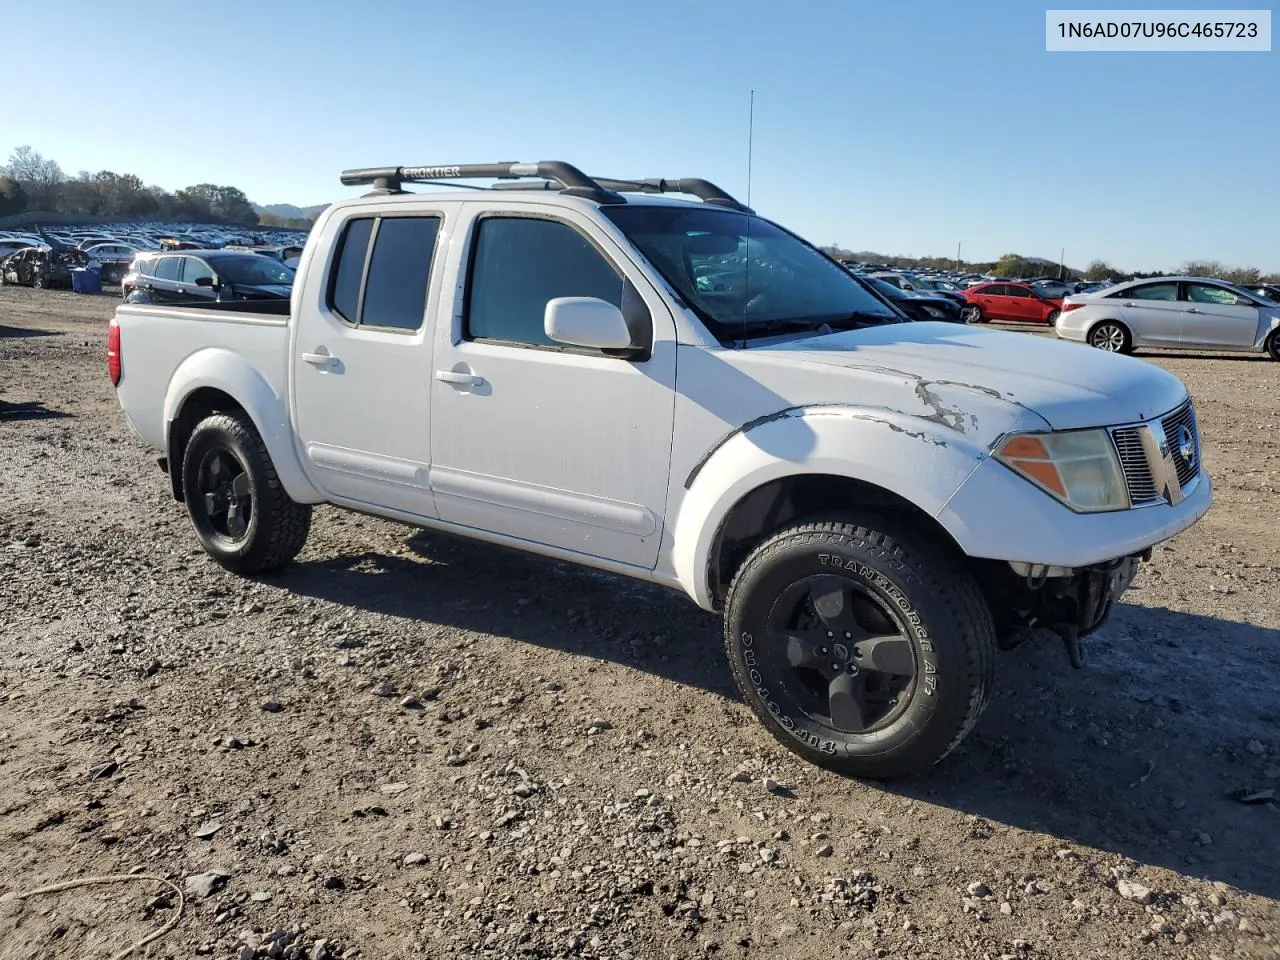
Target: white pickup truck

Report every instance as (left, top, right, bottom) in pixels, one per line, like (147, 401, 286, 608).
(108, 161, 1212, 779)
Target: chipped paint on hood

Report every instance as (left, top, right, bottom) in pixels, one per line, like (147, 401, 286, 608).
(736, 321, 1190, 432)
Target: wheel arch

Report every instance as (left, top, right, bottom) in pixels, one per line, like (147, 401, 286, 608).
(1086, 316, 1130, 341)
(670, 407, 991, 610)
(163, 349, 322, 504)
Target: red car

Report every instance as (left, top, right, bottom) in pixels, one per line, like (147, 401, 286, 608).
(961, 282, 1063, 325)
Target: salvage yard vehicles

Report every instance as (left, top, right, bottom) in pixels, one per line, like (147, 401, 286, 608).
(108, 160, 1212, 779)
(1055, 276, 1280, 359)
(121, 250, 294, 304)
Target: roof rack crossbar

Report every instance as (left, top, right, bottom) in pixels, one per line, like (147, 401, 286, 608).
(490, 176, 751, 212)
(338, 161, 623, 203)
(339, 163, 751, 211)
(594, 178, 751, 212)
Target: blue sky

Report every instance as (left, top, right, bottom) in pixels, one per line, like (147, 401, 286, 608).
(4, 1, 1276, 272)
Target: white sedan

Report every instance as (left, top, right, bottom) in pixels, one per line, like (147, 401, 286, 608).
(1055, 276, 1280, 360)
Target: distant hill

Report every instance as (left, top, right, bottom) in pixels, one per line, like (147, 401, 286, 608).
(252, 202, 329, 221)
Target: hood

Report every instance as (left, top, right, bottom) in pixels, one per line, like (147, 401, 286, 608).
(757, 321, 1189, 431)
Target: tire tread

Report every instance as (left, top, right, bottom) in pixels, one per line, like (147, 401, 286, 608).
(184, 412, 311, 574)
(723, 517, 996, 778)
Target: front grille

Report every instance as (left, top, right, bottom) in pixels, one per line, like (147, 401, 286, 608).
(1161, 401, 1200, 488)
(1108, 398, 1201, 508)
(1111, 426, 1160, 504)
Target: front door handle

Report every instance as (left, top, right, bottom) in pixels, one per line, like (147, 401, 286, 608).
(1123, 302, 1137, 307)
(1186, 308, 1202, 314)
(435, 370, 484, 386)
(301, 351, 338, 367)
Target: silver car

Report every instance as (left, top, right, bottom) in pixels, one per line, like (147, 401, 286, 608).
(1055, 276, 1280, 360)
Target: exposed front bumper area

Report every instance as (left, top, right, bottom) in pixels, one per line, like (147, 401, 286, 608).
(975, 551, 1149, 665)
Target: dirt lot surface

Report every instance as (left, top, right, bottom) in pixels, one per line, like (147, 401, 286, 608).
(1, 287, 1278, 960)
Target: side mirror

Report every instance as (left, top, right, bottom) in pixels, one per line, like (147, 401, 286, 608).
(544, 297, 634, 350)
(194, 275, 214, 287)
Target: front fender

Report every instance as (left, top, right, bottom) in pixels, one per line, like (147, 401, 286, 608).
(163, 347, 322, 503)
(671, 406, 992, 610)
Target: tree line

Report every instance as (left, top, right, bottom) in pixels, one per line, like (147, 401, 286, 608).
(823, 245, 1280, 285)
(0, 145, 274, 227)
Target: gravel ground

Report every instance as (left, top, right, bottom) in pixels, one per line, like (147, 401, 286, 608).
(1, 287, 1278, 960)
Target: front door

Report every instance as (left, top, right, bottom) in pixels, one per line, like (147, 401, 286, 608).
(429, 207, 676, 570)
(1180, 281, 1261, 348)
(291, 211, 445, 517)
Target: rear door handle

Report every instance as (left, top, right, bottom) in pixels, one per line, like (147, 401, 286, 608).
(1123, 302, 1137, 307)
(435, 370, 484, 386)
(301, 351, 338, 367)
(1185, 308, 1202, 314)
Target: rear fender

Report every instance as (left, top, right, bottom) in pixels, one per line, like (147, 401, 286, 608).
(163, 347, 322, 503)
(671, 405, 991, 609)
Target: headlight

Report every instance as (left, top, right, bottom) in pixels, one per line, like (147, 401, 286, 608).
(994, 429, 1129, 512)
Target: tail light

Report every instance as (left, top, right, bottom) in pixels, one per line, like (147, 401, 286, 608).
(107, 316, 122, 386)
(1062, 302, 1086, 313)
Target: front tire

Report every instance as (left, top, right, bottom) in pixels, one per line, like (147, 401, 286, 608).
(1267, 330, 1280, 362)
(723, 518, 996, 780)
(181, 412, 311, 574)
(1045, 309, 1061, 325)
(960, 304, 983, 323)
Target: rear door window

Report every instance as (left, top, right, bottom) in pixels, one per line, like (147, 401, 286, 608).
(326, 215, 440, 331)
(154, 257, 181, 281)
(1126, 283, 1179, 301)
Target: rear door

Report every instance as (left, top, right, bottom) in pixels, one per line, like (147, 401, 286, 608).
(1002, 285, 1038, 321)
(1109, 281, 1184, 345)
(148, 255, 185, 303)
(1180, 281, 1262, 348)
(291, 208, 446, 516)
(978, 284, 1010, 319)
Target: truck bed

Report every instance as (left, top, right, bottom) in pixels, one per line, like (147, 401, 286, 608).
(112, 301, 292, 456)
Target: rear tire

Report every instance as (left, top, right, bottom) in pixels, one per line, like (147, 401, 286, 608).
(181, 412, 311, 574)
(1088, 320, 1132, 353)
(1045, 309, 1061, 325)
(723, 517, 996, 780)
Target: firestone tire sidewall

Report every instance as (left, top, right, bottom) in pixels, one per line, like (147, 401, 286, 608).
(724, 526, 981, 779)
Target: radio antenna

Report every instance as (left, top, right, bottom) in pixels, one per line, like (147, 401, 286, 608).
(746, 89, 755, 208)
(737, 89, 756, 349)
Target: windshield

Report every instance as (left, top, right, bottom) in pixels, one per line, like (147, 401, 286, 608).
(601, 205, 902, 340)
(209, 254, 294, 286)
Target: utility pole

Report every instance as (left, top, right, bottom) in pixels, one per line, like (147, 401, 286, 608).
(956, 241, 962, 271)
(1060, 247, 1065, 280)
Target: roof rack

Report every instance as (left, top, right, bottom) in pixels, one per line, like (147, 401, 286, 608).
(338, 161, 751, 212)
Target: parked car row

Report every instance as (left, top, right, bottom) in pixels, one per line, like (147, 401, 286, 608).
(0, 219, 309, 286)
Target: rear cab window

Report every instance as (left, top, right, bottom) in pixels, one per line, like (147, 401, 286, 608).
(326, 214, 440, 331)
